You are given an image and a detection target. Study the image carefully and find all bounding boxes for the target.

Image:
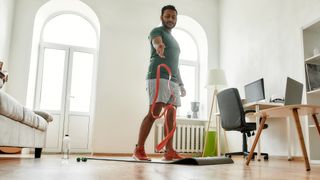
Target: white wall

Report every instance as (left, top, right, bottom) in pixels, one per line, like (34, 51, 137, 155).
(7, 0, 219, 153)
(0, 0, 15, 75)
(219, 0, 320, 156)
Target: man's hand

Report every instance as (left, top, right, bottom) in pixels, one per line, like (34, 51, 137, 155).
(152, 36, 166, 59)
(180, 86, 186, 97)
(156, 43, 166, 58)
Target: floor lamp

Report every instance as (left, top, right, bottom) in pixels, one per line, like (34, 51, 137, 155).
(202, 69, 226, 157)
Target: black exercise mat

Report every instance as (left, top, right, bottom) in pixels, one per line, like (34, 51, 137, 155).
(82, 156, 234, 165)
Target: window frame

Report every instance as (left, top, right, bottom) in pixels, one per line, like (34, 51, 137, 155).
(41, 13, 98, 49)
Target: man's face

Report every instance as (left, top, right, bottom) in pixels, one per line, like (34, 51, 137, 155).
(161, 9, 177, 30)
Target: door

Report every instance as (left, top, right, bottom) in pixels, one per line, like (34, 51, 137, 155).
(36, 43, 96, 153)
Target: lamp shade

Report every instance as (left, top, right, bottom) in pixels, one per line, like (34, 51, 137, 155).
(206, 69, 227, 87)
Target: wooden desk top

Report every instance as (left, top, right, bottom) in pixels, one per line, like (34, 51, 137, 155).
(243, 102, 283, 110)
(254, 104, 320, 118)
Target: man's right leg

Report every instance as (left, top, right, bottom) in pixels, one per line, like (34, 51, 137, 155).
(133, 102, 165, 160)
(162, 106, 184, 160)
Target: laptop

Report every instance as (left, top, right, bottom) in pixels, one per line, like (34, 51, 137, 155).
(284, 77, 303, 105)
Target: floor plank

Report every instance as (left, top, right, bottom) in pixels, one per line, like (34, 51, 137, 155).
(0, 154, 319, 180)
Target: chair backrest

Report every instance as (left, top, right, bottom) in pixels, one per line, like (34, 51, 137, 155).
(217, 88, 245, 131)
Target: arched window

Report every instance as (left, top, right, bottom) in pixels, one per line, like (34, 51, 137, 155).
(38, 13, 97, 112)
(172, 15, 208, 118)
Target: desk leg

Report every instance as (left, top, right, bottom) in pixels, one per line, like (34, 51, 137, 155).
(287, 117, 293, 161)
(255, 105, 261, 161)
(312, 114, 320, 136)
(216, 115, 221, 156)
(246, 116, 267, 166)
(223, 129, 229, 153)
(292, 109, 311, 171)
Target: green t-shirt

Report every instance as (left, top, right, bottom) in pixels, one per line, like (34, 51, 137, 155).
(147, 26, 180, 82)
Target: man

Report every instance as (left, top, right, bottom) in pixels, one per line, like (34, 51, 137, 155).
(133, 5, 186, 161)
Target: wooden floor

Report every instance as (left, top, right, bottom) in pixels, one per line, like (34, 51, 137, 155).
(0, 154, 320, 180)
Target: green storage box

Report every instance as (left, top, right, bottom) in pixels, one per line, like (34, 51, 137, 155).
(203, 131, 217, 157)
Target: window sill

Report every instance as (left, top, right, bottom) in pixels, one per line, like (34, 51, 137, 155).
(156, 117, 207, 123)
(176, 116, 207, 122)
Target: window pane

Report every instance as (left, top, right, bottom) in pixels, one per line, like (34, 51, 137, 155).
(69, 52, 94, 112)
(172, 29, 197, 61)
(43, 14, 97, 48)
(178, 65, 196, 117)
(40, 49, 65, 110)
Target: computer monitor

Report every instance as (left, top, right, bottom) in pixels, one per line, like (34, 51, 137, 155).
(284, 77, 303, 105)
(244, 78, 265, 103)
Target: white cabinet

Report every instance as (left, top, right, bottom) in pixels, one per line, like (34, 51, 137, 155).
(302, 21, 320, 164)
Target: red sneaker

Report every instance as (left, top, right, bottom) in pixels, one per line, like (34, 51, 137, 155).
(163, 149, 184, 160)
(132, 145, 151, 161)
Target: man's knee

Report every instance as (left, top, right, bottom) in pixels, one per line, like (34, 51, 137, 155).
(149, 103, 164, 115)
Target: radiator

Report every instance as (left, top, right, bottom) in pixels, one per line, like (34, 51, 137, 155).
(154, 120, 206, 153)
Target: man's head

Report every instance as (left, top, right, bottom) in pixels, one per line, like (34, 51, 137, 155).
(161, 5, 177, 30)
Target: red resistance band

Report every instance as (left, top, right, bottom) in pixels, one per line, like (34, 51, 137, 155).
(151, 64, 177, 152)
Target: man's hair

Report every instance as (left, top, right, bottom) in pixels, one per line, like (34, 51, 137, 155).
(161, 5, 177, 16)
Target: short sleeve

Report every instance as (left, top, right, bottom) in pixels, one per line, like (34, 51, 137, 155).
(149, 27, 163, 41)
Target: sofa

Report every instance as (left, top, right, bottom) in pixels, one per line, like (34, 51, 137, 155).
(0, 90, 52, 158)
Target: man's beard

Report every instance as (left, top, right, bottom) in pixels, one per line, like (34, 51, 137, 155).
(162, 21, 176, 30)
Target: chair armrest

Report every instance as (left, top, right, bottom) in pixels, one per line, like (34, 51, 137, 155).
(34, 110, 53, 122)
(244, 110, 265, 125)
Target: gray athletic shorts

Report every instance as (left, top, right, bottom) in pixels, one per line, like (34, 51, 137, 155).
(147, 78, 181, 107)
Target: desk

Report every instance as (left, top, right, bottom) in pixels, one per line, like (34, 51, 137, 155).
(243, 102, 284, 160)
(246, 105, 320, 171)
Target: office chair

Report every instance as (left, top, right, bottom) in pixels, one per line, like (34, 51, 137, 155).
(217, 88, 269, 160)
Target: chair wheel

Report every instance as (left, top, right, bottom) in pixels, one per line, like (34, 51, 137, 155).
(225, 154, 232, 158)
(264, 156, 269, 160)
